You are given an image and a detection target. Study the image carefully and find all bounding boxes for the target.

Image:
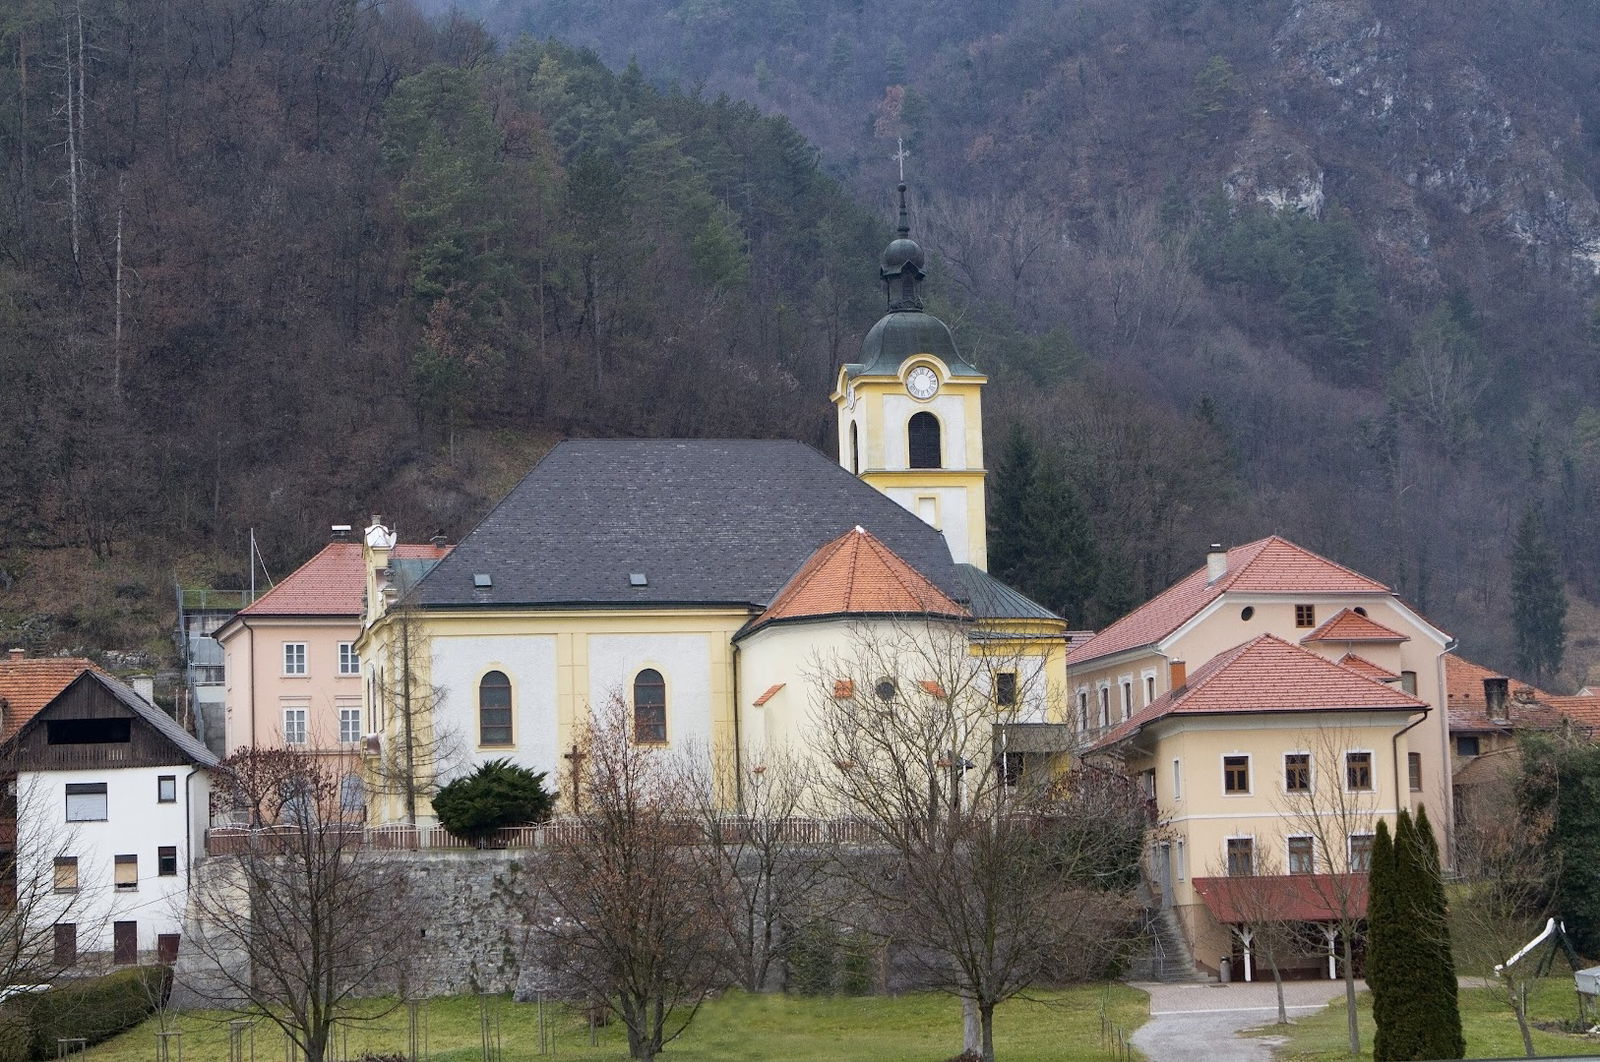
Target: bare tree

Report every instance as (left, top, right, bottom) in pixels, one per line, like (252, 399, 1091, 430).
(184, 751, 417, 1062)
(806, 618, 1144, 1062)
(1201, 846, 1299, 1025)
(679, 744, 826, 993)
(1, 773, 105, 985)
(535, 696, 734, 1062)
(1272, 726, 1384, 1055)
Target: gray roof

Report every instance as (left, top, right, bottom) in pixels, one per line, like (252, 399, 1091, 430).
(844, 311, 984, 380)
(957, 564, 1061, 622)
(86, 671, 219, 766)
(412, 440, 967, 610)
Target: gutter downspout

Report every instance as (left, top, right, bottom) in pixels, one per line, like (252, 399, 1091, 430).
(242, 617, 256, 750)
(731, 642, 743, 815)
(1391, 708, 1429, 817)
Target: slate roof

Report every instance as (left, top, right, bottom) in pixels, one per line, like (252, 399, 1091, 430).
(956, 564, 1062, 622)
(0, 654, 98, 738)
(1302, 608, 1408, 644)
(740, 527, 968, 637)
(411, 440, 965, 610)
(1069, 536, 1392, 667)
(238, 542, 450, 618)
(1090, 634, 1427, 750)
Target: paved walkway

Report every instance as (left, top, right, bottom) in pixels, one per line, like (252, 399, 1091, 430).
(1128, 979, 1354, 1062)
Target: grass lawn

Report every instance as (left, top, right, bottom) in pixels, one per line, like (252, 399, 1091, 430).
(79, 985, 1149, 1061)
(1247, 976, 1596, 1060)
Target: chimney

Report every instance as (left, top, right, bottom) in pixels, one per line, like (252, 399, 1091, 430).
(430, 532, 449, 549)
(7, 648, 23, 662)
(1169, 659, 1187, 692)
(1484, 676, 1510, 723)
(330, 524, 353, 542)
(1206, 544, 1227, 583)
(130, 674, 155, 704)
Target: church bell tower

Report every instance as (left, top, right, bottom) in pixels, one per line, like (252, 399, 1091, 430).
(832, 184, 989, 569)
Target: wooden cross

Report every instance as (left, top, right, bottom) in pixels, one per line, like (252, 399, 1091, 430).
(891, 137, 910, 182)
(562, 743, 587, 813)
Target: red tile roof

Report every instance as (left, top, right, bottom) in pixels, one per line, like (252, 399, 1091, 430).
(0, 654, 100, 738)
(1441, 653, 1571, 733)
(1091, 634, 1426, 750)
(1545, 696, 1600, 728)
(1069, 537, 1391, 666)
(744, 527, 968, 635)
(1194, 874, 1368, 923)
(752, 683, 785, 707)
(833, 679, 855, 699)
(1302, 609, 1408, 644)
(238, 542, 451, 618)
(1338, 653, 1399, 683)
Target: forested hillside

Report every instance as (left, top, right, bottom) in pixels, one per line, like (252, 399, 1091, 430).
(3, 0, 1598, 684)
(437, 0, 1600, 684)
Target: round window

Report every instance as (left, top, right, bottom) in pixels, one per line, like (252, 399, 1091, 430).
(1354, 607, 1368, 617)
(874, 678, 898, 702)
(1240, 606, 1255, 621)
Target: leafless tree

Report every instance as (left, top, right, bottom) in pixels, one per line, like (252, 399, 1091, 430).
(535, 695, 734, 1062)
(184, 751, 417, 1062)
(0, 772, 105, 985)
(806, 618, 1144, 1062)
(1202, 846, 1299, 1025)
(1272, 725, 1385, 1055)
(679, 744, 826, 993)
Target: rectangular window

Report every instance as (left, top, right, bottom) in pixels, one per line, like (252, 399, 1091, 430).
(53, 924, 76, 967)
(1408, 752, 1423, 792)
(283, 643, 307, 676)
(1145, 675, 1156, 704)
(1176, 839, 1187, 881)
(65, 783, 108, 822)
(338, 642, 359, 676)
(998, 751, 1024, 787)
(1349, 833, 1375, 872)
(1077, 692, 1088, 731)
(48, 719, 131, 744)
(158, 846, 178, 877)
(1400, 670, 1418, 695)
(53, 857, 78, 893)
(1284, 753, 1311, 792)
(1172, 759, 1182, 799)
(994, 672, 1017, 707)
(1138, 768, 1156, 800)
(1226, 837, 1254, 876)
(1097, 687, 1109, 728)
(339, 705, 362, 744)
(157, 775, 177, 803)
(114, 854, 138, 892)
(1457, 735, 1480, 757)
(283, 707, 308, 746)
(1223, 755, 1250, 794)
(1346, 751, 1373, 791)
(157, 934, 180, 965)
(1288, 836, 1315, 874)
(1295, 604, 1316, 628)
(1121, 681, 1134, 721)
(113, 921, 136, 965)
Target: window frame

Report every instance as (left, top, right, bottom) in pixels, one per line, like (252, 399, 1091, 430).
(338, 704, 362, 745)
(907, 410, 943, 470)
(1348, 832, 1376, 872)
(994, 671, 1018, 708)
(1283, 751, 1311, 794)
(282, 706, 308, 746)
(337, 642, 360, 676)
(1143, 671, 1157, 706)
(1225, 835, 1255, 877)
(1408, 751, 1423, 792)
(282, 642, 307, 676)
(1287, 835, 1315, 875)
(53, 857, 78, 894)
(114, 854, 138, 892)
(1294, 604, 1316, 628)
(1097, 686, 1110, 729)
(633, 668, 668, 745)
(1120, 679, 1134, 722)
(156, 775, 177, 804)
(478, 671, 514, 748)
(157, 846, 178, 877)
(1345, 750, 1374, 792)
(1457, 735, 1481, 757)
(1222, 754, 1252, 796)
(65, 783, 108, 823)
(53, 923, 76, 967)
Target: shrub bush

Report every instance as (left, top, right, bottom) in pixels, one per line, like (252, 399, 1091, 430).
(434, 759, 556, 843)
(1, 966, 169, 1059)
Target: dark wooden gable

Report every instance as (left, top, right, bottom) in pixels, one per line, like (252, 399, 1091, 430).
(9, 673, 193, 770)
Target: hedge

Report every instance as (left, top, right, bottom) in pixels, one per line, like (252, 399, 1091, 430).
(0, 966, 169, 1060)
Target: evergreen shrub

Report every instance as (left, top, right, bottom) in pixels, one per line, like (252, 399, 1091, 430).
(433, 759, 557, 843)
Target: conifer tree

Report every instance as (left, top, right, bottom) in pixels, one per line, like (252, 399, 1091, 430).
(1366, 819, 1399, 1060)
(986, 424, 1100, 625)
(1371, 809, 1464, 1061)
(1414, 806, 1465, 1059)
(1511, 505, 1567, 686)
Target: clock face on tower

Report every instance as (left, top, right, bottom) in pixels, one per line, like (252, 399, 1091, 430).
(906, 365, 940, 400)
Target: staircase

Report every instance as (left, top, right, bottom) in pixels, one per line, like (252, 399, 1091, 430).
(1126, 904, 1210, 983)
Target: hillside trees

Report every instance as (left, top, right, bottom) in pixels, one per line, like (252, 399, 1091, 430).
(1511, 506, 1568, 687)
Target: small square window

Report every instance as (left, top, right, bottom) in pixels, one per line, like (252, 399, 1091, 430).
(1346, 751, 1373, 791)
(1284, 753, 1310, 793)
(114, 854, 138, 892)
(1457, 735, 1480, 757)
(1295, 604, 1316, 628)
(283, 643, 307, 676)
(338, 643, 359, 676)
(1223, 755, 1250, 794)
(65, 783, 107, 822)
(157, 775, 176, 803)
(157, 846, 178, 877)
(53, 857, 78, 894)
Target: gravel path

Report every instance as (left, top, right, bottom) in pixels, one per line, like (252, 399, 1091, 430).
(1128, 980, 1353, 1062)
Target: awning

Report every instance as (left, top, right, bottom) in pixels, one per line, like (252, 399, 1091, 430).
(1193, 874, 1368, 924)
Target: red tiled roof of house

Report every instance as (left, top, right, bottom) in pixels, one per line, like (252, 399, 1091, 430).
(1546, 696, 1600, 728)
(238, 542, 451, 618)
(743, 527, 968, 635)
(833, 679, 855, 700)
(0, 653, 100, 738)
(1338, 653, 1399, 683)
(1091, 635, 1426, 750)
(1441, 653, 1572, 733)
(1302, 609, 1408, 644)
(1194, 874, 1368, 923)
(919, 680, 947, 697)
(1069, 536, 1390, 666)
(752, 683, 785, 707)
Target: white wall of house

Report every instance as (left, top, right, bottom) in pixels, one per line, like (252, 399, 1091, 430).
(431, 634, 560, 782)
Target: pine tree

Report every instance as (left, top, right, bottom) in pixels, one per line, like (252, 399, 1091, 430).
(1367, 819, 1399, 1060)
(988, 423, 1037, 583)
(1371, 809, 1464, 1061)
(1511, 505, 1567, 686)
(985, 423, 1100, 625)
(1414, 806, 1465, 1059)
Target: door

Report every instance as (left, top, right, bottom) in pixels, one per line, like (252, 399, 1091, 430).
(157, 934, 179, 964)
(113, 921, 137, 964)
(1154, 843, 1173, 909)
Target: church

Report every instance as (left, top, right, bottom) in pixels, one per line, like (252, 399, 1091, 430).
(355, 187, 1073, 822)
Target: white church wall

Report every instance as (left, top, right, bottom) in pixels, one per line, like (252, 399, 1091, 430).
(431, 634, 560, 781)
(882, 393, 969, 469)
(587, 633, 714, 770)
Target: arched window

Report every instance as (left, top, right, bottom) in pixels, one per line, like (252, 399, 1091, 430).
(479, 671, 512, 746)
(908, 412, 941, 469)
(850, 422, 860, 474)
(634, 669, 667, 744)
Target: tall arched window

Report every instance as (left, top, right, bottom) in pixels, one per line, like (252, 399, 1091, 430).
(479, 671, 512, 746)
(908, 412, 942, 469)
(634, 669, 667, 744)
(850, 422, 861, 474)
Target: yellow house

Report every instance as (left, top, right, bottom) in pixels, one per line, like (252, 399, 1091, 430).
(354, 189, 1071, 824)
(1087, 634, 1432, 979)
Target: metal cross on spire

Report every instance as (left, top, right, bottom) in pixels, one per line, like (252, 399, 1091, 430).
(891, 137, 910, 182)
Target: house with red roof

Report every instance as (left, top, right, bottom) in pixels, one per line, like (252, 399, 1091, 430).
(1074, 537, 1455, 979)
